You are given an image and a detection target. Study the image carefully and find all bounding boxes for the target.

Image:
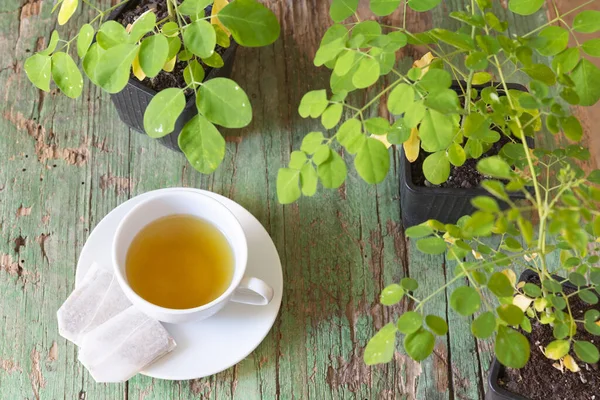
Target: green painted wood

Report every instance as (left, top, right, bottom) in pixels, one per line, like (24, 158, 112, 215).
(0, 0, 582, 399)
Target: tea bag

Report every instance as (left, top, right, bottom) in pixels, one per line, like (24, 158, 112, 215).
(57, 263, 131, 345)
(79, 306, 176, 383)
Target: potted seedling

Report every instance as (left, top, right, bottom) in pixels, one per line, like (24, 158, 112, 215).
(276, 0, 600, 228)
(24, 0, 280, 173)
(363, 145, 600, 399)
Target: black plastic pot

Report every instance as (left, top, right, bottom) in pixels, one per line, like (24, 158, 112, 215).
(399, 81, 531, 228)
(107, 1, 238, 151)
(486, 269, 571, 400)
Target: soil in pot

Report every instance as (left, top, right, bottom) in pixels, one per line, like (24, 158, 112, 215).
(117, 0, 226, 92)
(498, 274, 600, 400)
(411, 134, 513, 189)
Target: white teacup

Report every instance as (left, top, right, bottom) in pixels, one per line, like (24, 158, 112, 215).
(112, 191, 274, 324)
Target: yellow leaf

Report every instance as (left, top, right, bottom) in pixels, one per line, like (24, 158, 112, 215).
(58, 0, 78, 25)
(371, 134, 392, 149)
(403, 128, 420, 162)
(534, 297, 548, 312)
(513, 295, 533, 312)
(132, 54, 146, 81)
(472, 250, 483, 260)
(413, 52, 434, 78)
(563, 355, 580, 373)
(163, 56, 176, 72)
(211, 0, 231, 36)
(125, 23, 133, 34)
(443, 232, 456, 244)
(501, 269, 517, 287)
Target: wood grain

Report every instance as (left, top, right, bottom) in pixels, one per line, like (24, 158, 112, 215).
(0, 1, 596, 399)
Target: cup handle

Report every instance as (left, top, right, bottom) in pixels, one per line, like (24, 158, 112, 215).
(230, 277, 274, 306)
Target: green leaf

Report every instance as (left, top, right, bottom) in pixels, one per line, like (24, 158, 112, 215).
(545, 340, 570, 360)
(508, 0, 543, 15)
(97, 21, 129, 49)
(197, 78, 252, 128)
(386, 31, 408, 50)
(214, 24, 231, 48)
(579, 290, 599, 305)
(277, 168, 301, 204)
(588, 169, 600, 184)
(337, 119, 365, 154)
(143, 88, 186, 138)
(401, 277, 419, 291)
(523, 283, 541, 297)
(416, 236, 447, 255)
(95, 43, 138, 93)
(430, 29, 475, 51)
(419, 110, 453, 152)
(423, 151, 450, 185)
(388, 118, 411, 144)
(364, 323, 397, 365)
(289, 151, 307, 170)
(313, 145, 331, 165)
(317, 150, 347, 188)
(370, 0, 401, 16)
(179, 49, 194, 61)
(334, 50, 356, 76)
(352, 21, 382, 43)
(299, 90, 328, 118)
(472, 311, 496, 339)
(24, 54, 51, 92)
(573, 10, 600, 33)
(355, 138, 390, 184)
(184, 20, 216, 59)
(301, 131, 325, 154)
(39, 30, 60, 56)
(447, 143, 466, 167)
(407, 0, 441, 12)
(82, 43, 104, 85)
(138, 34, 169, 78)
(388, 83, 415, 114)
(488, 272, 514, 297)
(404, 328, 435, 361)
(552, 48, 580, 73)
(496, 326, 530, 368)
(183, 59, 205, 88)
(424, 89, 460, 114)
(426, 315, 448, 336)
(364, 118, 390, 135)
(381, 284, 405, 305)
(574, 341, 600, 363)
(352, 57, 380, 89)
(582, 39, 600, 57)
(330, 0, 359, 22)
(397, 311, 423, 334)
(450, 286, 481, 316)
(178, 115, 226, 174)
(535, 26, 569, 57)
(477, 156, 513, 179)
(162, 22, 180, 37)
(523, 64, 556, 86)
(129, 10, 156, 43)
(420, 69, 452, 92)
(202, 51, 225, 68)
(179, 0, 213, 19)
(218, 0, 280, 47)
(572, 59, 600, 106)
(58, 0, 78, 25)
(300, 163, 318, 196)
(321, 104, 343, 129)
(76, 25, 94, 59)
(405, 225, 433, 238)
(51, 52, 83, 99)
(403, 101, 426, 128)
(497, 304, 524, 326)
(465, 51, 488, 70)
(315, 25, 348, 66)
(472, 196, 499, 213)
(560, 115, 583, 142)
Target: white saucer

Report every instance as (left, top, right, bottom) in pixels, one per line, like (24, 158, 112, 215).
(76, 188, 283, 380)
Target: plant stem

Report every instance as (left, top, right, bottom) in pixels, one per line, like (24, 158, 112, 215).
(522, 0, 597, 38)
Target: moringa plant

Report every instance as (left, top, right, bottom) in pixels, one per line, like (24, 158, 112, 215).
(364, 146, 600, 370)
(24, 0, 280, 173)
(276, 0, 600, 204)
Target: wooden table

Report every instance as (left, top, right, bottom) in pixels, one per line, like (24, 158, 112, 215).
(0, 1, 598, 399)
